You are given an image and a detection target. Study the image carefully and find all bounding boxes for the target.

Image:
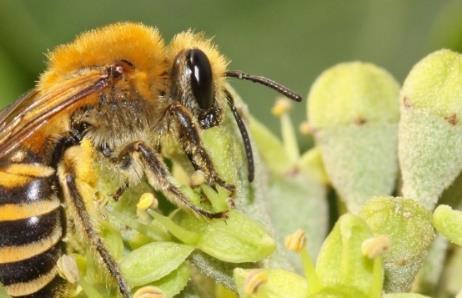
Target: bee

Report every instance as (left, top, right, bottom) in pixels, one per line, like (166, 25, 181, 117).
(0, 22, 301, 297)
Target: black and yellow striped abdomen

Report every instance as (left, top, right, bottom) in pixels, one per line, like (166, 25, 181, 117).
(0, 156, 64, 298)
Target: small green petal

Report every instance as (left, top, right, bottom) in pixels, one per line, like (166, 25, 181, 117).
(249, 116, 292, 174)
(315, 214, 379, 295)
(234, 268, 308, 298)
(298, 147, 330, 185)
(173, 210, 275, 263)
(120, 241, 194, 287)
(433, 204, 462, 245)
(150, 262, 191, 297)
(360, 197, 435, 292)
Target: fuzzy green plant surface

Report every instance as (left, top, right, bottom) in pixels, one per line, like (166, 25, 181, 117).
(307, 62, 400, 213)
(400, 49, 462, 209)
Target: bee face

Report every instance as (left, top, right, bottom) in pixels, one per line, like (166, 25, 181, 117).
(170, 48, 222, 129)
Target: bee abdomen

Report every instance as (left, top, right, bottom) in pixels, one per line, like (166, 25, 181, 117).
(0, 171, 63, 297)
(0, 246, 62, 297)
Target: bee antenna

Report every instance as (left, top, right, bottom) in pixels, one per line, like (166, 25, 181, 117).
(225, 70, 302, 102)
(225, 89, 254, 182)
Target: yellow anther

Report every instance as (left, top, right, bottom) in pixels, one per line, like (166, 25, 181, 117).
(56, 255, 80, 284)
(299, 121, 313, 135)
(244, 269, 268, 295)
(190, 170, 206, 187)
(271, 98, 292, 117)
(137, 193, 158, 210)
(361, 235, 391, 259)
(284, 229, 306, 253)
(133, 286, 166, 298)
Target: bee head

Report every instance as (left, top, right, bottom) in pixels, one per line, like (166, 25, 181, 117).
(170, 48, 222, 129)
(168, 31, 228, 129)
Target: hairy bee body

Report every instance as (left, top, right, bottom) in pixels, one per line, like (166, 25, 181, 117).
(0, 23, 301, 297)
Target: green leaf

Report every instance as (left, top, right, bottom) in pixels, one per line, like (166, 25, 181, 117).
(360, 197, 435, 292)
(315, 214, 377, 296)
(433, 204, 462, 245)
(120, 241, 194, 287)
(234, 268, 308, 298)
(173, 209, 275, 263)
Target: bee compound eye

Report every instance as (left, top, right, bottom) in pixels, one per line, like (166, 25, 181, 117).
(186, 49, 214, 109)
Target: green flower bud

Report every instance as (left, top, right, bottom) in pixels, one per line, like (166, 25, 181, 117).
(360, 197, 435, 292)
(120, 242, 194, 287)
(307, 62, 400, 212)
(400, 49, 462, 208)
(308, 62, 399, 129)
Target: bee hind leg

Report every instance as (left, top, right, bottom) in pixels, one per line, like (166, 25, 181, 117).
(57, 165, 131, 298)
(119, 141, 226, 219)
(166, 102, 235, 194)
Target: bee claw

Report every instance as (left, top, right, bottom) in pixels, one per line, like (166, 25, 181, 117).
(213, 177, 235, 195)
(195, 208, 228, 219)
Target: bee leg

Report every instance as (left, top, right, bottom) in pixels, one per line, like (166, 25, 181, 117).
(119, 142, 226, 219)
(166, 103, 235, 193)
(57, 167, 131, 298)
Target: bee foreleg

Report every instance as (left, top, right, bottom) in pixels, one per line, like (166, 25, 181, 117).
(119, 141, 226, 219)
(166, 103, 235, 193)
(57, 165, 131, 298)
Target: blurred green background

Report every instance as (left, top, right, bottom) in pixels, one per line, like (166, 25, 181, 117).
(1, 0, 462, 148)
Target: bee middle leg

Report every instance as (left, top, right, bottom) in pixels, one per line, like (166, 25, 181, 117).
(117, 141, 226, 219)
(166, 102, 234, 193)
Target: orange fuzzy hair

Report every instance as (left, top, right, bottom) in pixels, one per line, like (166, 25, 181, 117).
(38, 22, 167, 97)
(168, 31, 229, 94)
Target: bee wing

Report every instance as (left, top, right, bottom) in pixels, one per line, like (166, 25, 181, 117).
(0, 70, 111, 159)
